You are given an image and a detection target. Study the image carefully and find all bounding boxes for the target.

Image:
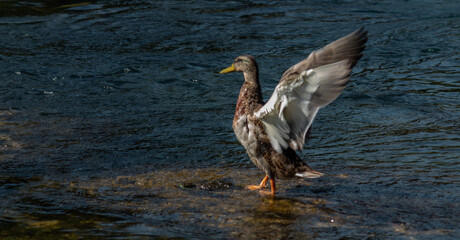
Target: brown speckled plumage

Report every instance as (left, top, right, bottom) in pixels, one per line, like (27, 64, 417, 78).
(230, 56, 314, 180)
(220, 28, 368, 196)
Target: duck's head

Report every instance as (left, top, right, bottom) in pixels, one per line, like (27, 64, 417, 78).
(220, 55, 258, 74)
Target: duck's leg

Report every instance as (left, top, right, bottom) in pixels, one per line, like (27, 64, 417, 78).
(259, 178, 276, 196)
(246, 175, 269, 190)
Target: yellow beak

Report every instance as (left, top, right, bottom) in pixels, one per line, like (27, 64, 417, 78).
(219, 64, 235, 74)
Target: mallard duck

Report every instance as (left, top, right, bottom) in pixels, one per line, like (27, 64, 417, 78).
(220, 27, 367, 196)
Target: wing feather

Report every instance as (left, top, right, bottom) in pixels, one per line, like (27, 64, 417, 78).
(254, 28, 367, 153)
(255, 60, 352, 153)
(280, 27, 367, 84)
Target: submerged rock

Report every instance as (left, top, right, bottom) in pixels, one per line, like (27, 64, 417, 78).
(180, 178, 233, 191)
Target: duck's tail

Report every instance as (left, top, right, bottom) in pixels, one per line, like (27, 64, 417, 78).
(295, 166, 324, 178)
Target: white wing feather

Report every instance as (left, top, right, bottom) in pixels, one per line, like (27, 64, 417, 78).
(255, 60, 352, 153)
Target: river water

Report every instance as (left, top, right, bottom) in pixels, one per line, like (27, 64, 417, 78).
(0, 0, 459, 239)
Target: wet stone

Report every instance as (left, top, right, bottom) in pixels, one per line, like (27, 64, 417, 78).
(116, 176, 137, 185)
(180, 178, 234, 191)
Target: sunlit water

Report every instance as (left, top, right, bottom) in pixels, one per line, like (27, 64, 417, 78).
(0, 0, 459, 239)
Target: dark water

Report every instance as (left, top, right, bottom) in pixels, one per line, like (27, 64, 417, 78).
(1, 0, 459, 239)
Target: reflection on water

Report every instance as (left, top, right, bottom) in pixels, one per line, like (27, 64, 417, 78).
(0, 0, 459, 239)
(1, 168, 335, 239)
(1, 167, 458, 239)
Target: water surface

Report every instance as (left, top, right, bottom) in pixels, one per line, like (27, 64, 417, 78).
(0, 0, 459, 239)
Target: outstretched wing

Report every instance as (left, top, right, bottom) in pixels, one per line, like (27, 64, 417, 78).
(280, 27, 367, 84)
(255, 60, 352, 153)
(254, 27, 367, 154)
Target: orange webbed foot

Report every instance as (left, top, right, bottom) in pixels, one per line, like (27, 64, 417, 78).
(246, 185, 263, 190)
(248, 176, 277, 197)
(246, 175, 269, 191)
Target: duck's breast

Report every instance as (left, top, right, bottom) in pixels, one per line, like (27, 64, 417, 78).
(233, 115, 271, 173)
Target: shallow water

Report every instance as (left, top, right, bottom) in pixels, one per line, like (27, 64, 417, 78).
(0, 0, 459, 239)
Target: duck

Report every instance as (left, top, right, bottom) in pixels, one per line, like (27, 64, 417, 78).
(220, 27, 367, 196)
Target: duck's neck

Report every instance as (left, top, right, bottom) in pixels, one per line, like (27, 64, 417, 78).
(242, 67, 261, 90)
(234, 70, 263, 120)
(243, 70, 259, 85)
